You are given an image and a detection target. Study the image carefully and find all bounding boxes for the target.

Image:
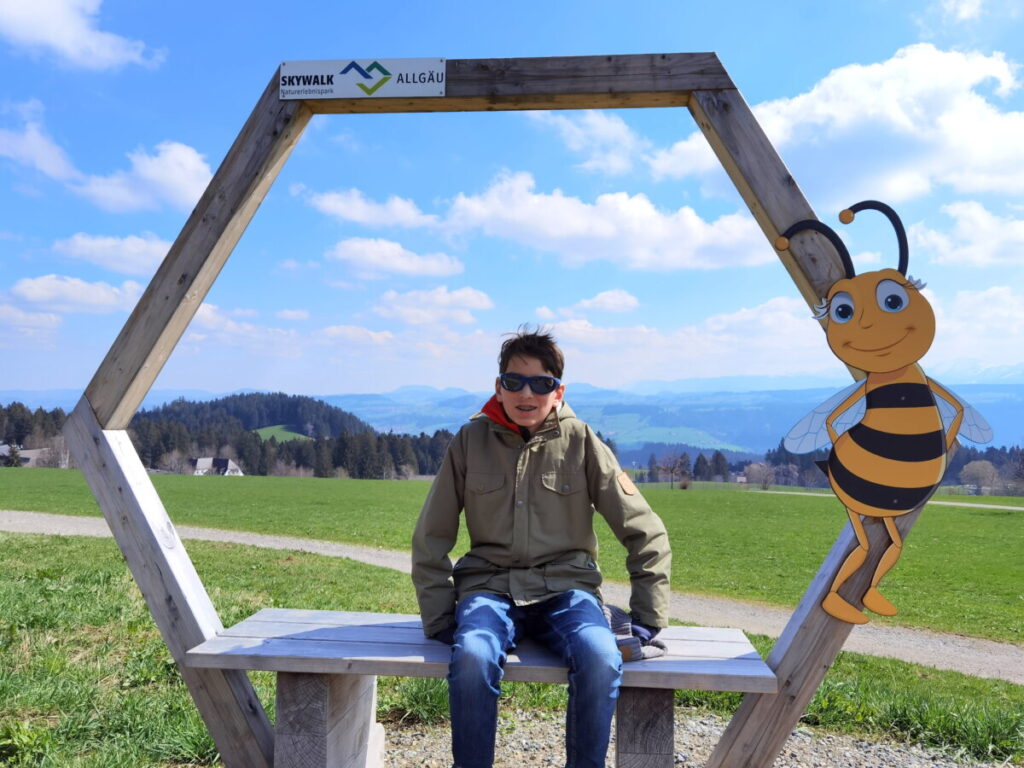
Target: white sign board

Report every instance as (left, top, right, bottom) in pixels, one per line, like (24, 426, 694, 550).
(279, 58, 446, 100)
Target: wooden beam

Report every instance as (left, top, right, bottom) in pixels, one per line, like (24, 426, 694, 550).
(310, 53, 730, 114)
(63, 397, 274, 768)
(706, 508, 924, 768)
(84, 70, 313, 429)
(688, 88, 843, 308)
(275, 673, 383, 768)
(616, 688, 675, 768)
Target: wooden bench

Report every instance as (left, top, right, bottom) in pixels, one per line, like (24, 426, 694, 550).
(186, 608, 777, 768)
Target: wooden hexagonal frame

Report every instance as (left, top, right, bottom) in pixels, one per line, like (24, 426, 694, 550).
(62, 54, 905, 768)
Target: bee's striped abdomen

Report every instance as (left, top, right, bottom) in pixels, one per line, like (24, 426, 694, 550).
(827, 382, 946, 517)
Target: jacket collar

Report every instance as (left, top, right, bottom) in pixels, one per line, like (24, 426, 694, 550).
(475, 395, 574, 441)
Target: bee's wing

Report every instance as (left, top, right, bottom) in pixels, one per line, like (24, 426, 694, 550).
(931, 379, 994, 444)
(784, 380, 866, 454)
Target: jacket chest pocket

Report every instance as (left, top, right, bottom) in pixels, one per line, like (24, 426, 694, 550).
(463, 472, 512, 543)
(540, 471, 586, 497)
(466, 472, 506, 495)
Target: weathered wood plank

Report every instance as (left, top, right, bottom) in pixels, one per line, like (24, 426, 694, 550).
(275, 673, 382, 768)
(63, 396, 274, 768)
(688, 88, 842, 309)
(217, 620, 762, 661)
(707, 509, 925, 768)
(187, 629, 776, 692)
(311, 53, 730, 114)
(84, 69, 313, 429)
(616, 688, 675, 768)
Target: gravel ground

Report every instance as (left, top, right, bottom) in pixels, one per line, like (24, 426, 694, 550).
(383, 709, 1010, 767)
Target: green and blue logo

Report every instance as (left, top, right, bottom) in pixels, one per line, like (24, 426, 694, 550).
(340, 61, 392, 95)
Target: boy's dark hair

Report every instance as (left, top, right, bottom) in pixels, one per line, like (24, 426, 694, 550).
(498, 325, 564, 378)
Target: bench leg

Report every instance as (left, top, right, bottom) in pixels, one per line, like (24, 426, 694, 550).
(615, 687, 674, 768)
(274, 672, 384, 768)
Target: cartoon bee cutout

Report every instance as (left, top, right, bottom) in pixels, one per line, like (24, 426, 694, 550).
(778, 200, 992, 625)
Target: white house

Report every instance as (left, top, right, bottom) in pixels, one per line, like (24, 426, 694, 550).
(190, 457, 244, 476)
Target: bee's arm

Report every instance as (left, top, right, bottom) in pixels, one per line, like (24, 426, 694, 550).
(929, 379, 964, 449)
(826, 381, 866, 444)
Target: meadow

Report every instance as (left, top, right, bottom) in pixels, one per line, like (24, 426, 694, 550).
(1, 469, 1023, 765)
(2, 469, 1021, 643)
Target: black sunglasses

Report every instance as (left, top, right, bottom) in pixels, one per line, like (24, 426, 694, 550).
(499, 373, 561, 395)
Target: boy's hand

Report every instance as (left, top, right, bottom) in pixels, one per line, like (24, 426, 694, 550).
(430, 626, 457, 645)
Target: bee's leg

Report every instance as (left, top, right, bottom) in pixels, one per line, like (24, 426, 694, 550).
(862, 516, 903, 617)
(822, 509, 870, 624)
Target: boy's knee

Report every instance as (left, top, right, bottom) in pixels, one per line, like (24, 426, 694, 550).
(451, 629, 503, 674)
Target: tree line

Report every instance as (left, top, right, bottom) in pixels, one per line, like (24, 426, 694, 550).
(1, 395, 454, 478)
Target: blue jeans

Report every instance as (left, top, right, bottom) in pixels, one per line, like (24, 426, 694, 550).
(447, 589, 622, 768)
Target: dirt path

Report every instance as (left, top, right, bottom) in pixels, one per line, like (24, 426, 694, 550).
(2, 509, 1021, 685)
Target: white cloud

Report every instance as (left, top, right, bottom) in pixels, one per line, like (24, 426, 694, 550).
(73, 141, 212, 212)
(544, 296, 835, 388)
(317, 325, 394, 344)
(11, 274, 142, 313)
(575, 289, 640, 313)
(912, 201, 1024, 266)
(0, 0, 165, 71)
(650, 44, 1024, 201)
(277, 309, 310, 321)
(307, 188, 438, 228)
(544, 289, 641, 319)
(0, 303, 61, 347)
(325, 237, 463, 278)
(189, 304, 301, 358)
(52, 231, 169, 275)
(0, 100, 80, 181)
(528, 110, 651, 175)
(374, 285, 494, 325)
(941, 0, 984, 21)
(447, 171, 767, 270)
(646, 131, 720, 180)
(924, 285, 1024, 377)
(0, 303, 62, 330)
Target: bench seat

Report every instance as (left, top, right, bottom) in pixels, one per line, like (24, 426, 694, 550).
(185, 608, 777, 768)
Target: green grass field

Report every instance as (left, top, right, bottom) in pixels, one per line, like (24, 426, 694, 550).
(2, 469, 1021, 643)
(253, 424, 309, 441)
(0, 533, 1022, 766)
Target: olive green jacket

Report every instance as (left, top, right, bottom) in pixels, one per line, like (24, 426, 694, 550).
(411, 401, 672, 637)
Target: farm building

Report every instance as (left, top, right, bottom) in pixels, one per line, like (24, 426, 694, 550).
(190, 457, 244, 476)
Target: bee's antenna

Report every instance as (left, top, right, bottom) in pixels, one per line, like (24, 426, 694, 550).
(774, 220, 855, 279)
(839, 200, 909, 276)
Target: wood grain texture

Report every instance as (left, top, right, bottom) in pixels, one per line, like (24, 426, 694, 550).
(707, 509, 925, 768)
(688, 88, 841, 309)
(186, 610, 776, 692)
(84, 69, 313, 429)
(616, 687, 675, 768)
(63, 396, 274, 768)
(275, 673, 381, 768)
(310, 53, 729, 114)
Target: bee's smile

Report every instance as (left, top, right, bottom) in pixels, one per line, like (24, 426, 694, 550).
(847, 330, 910, 353)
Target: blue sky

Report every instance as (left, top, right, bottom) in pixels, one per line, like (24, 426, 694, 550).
(2, 0, 1023, 397)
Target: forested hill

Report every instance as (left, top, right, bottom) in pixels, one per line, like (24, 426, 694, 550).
(126, 392, 453, 478)
(138, 392, 372, 438)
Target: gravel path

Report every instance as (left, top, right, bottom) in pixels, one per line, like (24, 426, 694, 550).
(383, 710, 1009, 768)
(2, 508, 1020, 768)
(2, 509, 1021, 685)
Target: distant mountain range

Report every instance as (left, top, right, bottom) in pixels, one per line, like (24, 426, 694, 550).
(5, 380, 1021, 459)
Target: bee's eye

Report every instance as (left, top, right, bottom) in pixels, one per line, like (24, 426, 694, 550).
(829, 292, 854, 324)
(876, 279, 909, 313)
